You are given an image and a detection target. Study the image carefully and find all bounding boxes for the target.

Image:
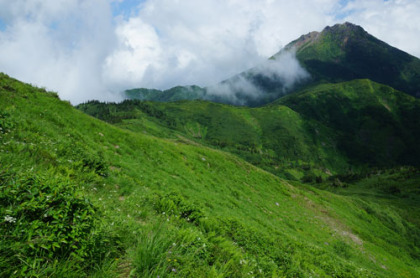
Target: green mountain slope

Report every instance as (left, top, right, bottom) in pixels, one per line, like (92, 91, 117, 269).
(286, 22, 420, 98)
(79, 79, 420, 181)
(2, 73, 420, 277)
(277, 79, 420, 166)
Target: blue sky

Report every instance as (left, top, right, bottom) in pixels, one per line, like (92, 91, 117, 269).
(110, 0, 354, 20)
(0, 18, 5, 31)
(111, 0, 144, 18)
(0, 0, 419, 103)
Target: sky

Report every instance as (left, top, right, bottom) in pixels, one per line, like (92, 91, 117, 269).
(0, 0, 419, 104)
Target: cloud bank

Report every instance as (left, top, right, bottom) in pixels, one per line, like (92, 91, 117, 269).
(0, 0, 419, 104)
(206, 50, 310, 105)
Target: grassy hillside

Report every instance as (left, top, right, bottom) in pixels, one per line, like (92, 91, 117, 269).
(78, 79, 420, 182)
(78, 98, 347, 180)
(1, 73, 420, 277)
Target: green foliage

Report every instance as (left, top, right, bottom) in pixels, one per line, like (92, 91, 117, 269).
(133, 224, 173, 277)
(0, 170, 101, 276)
(153, 192, 204, 224)
(0, 111, 13, 134)
(80, 151, 108, 177)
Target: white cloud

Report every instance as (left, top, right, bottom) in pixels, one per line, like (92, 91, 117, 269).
(103, 17, 164, 90)
(107, 0, 338, 91)
(0, 0, 419, 104)
(0, 0, 119, 104)
(206, 50, 310, 105)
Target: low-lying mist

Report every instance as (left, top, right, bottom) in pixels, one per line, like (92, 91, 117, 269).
(206, 49, 310, 105)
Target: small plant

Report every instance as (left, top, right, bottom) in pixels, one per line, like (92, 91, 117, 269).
(80, 151, 109, 177)
(133, 224, 173, 277)
(0, 111, 13, 134)
(154, 192, 204, 224)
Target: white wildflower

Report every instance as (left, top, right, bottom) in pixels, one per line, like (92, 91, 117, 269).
(4, 215, 16, 223)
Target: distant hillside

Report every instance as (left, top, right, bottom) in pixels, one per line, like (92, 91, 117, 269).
(277, 79, 420, 166)
(125, 85, 206, 102)
(125, 22, 420, 106)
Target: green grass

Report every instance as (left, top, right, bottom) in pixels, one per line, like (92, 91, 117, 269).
(1, 73, 420, 277)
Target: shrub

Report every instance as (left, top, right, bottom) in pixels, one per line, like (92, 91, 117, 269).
(80, 152, 108, 177)
(301, 172, 315, 183)
(0, 171, 101, 276)
(153, 192, 204, 224)
(0, 111, 13, 134)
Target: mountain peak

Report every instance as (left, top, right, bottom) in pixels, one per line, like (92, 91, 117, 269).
(324, 22, 364, 32)
(322, 22, 367, 38)
(285, 22, 366, 51)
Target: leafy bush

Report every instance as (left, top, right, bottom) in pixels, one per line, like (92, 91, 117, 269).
(0, 170, 103, 276)
(80, 151, 108, 177)
(153, 192, 204, 224)
(57, 141, 109, 177)
(0, 111, 13, 134)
